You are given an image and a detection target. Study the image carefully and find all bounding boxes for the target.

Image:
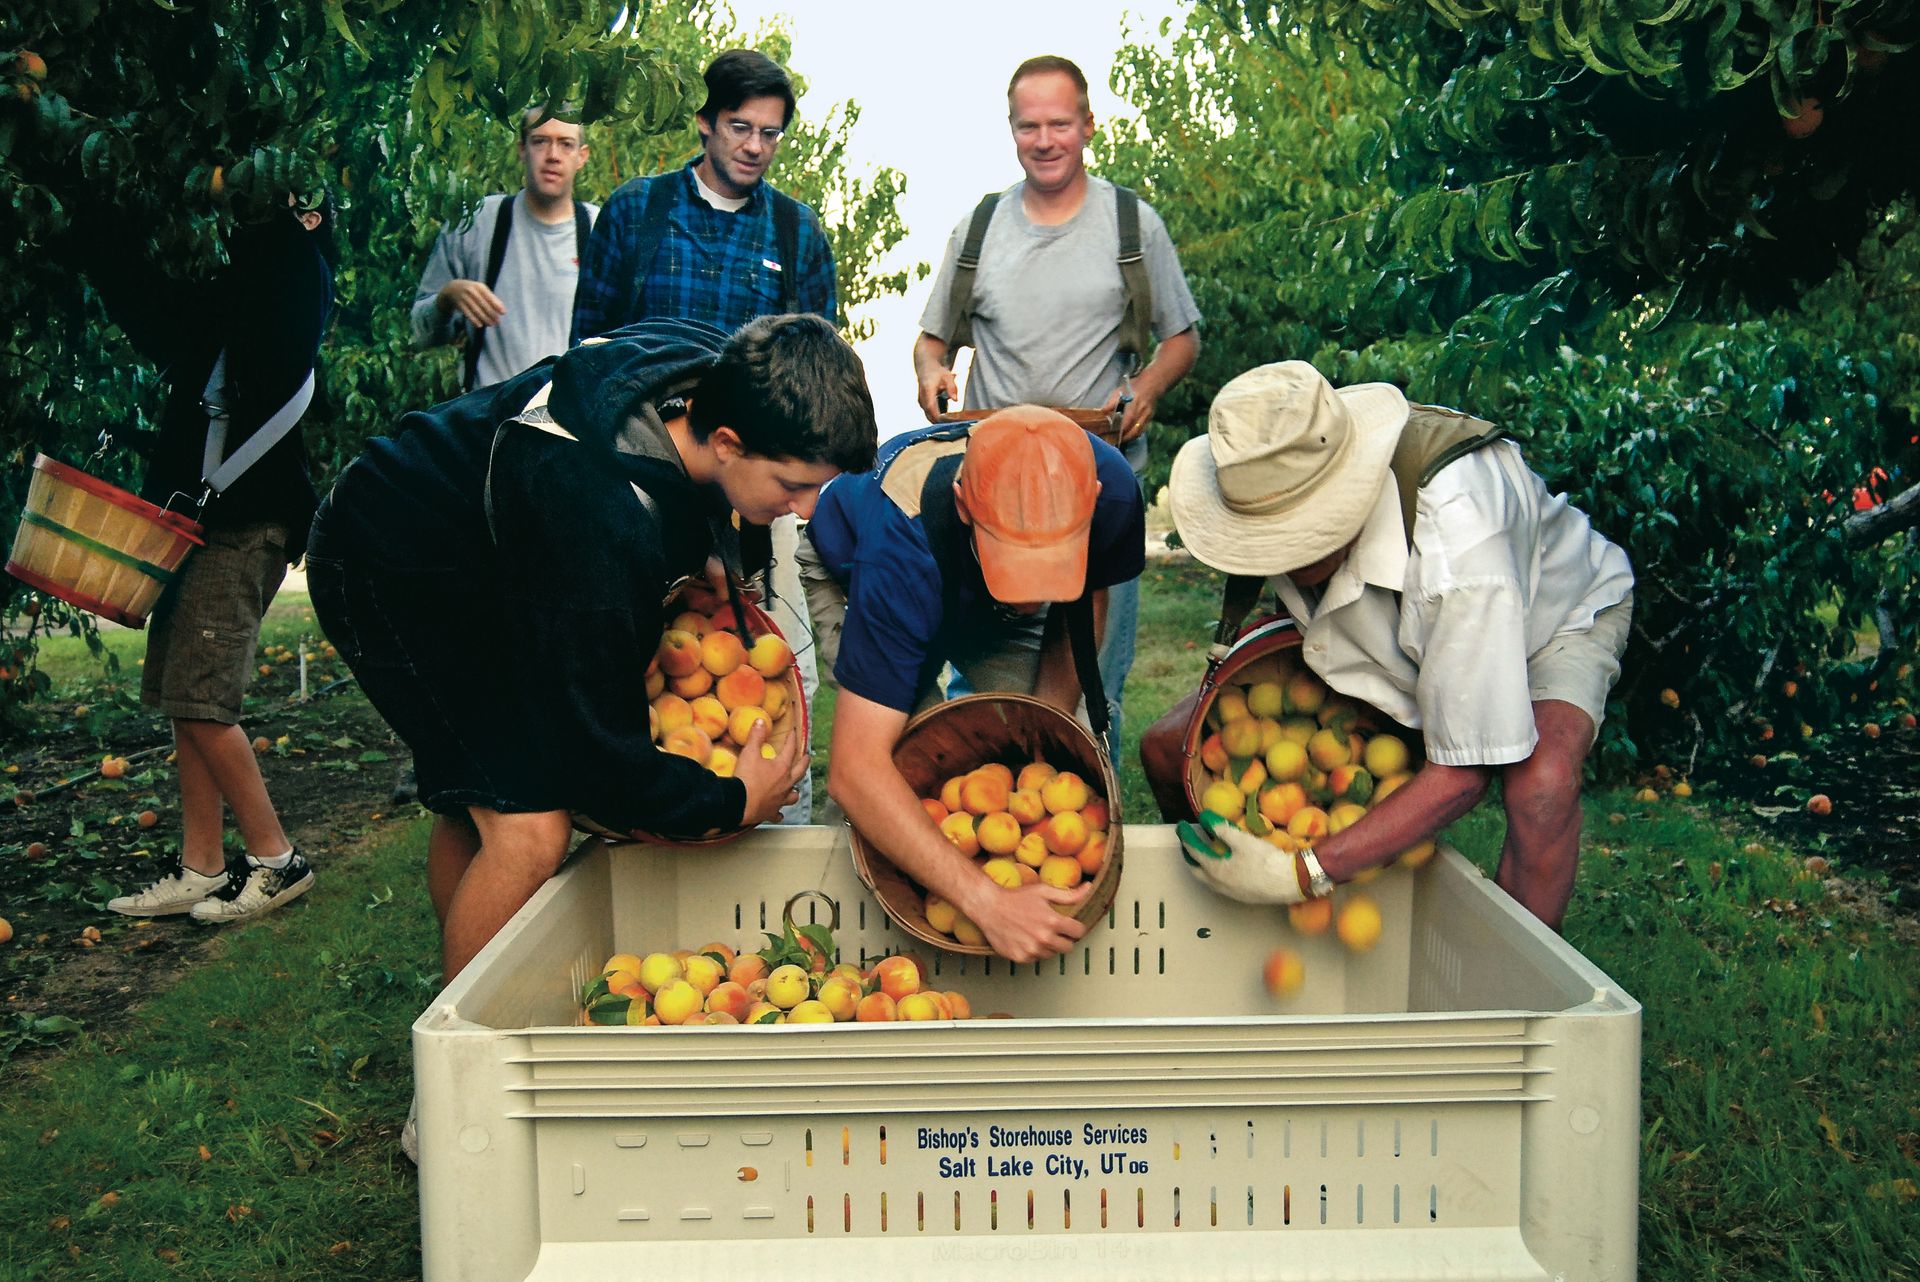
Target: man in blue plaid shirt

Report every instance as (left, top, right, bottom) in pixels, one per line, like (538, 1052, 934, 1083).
(571, 49, 838, 828)
(570, 49, 837, 340)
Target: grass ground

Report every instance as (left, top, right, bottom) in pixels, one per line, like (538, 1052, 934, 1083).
(1, 558, 1916, 1280)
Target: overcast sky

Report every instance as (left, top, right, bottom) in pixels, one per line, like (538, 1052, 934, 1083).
(722, 0, 1187, 435)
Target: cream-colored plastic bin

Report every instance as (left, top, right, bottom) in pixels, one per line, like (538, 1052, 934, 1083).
(415, 826, 1639, 1282)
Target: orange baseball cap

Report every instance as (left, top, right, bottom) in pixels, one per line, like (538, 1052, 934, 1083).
(958, 406, 1101, 605)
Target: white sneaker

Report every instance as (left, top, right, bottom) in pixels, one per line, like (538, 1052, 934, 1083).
(400, 1096, 420, 1165)
(106, 865, 230, 917)
(189, 851, 315, 923)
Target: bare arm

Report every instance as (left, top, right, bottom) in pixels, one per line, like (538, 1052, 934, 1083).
(1310, 761, 1490, 881)
(913, 332, 961, 422)
(828, 688, 1088, 962)
(1107, 327, 1200, 443)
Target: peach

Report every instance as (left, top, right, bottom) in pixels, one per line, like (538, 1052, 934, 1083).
(951, 916, 986, 946)
(1042, 810, 1088, 857)
(1014, 831, 1050, 869)
(607, 974, 645, 1000)
(669, 667, 713, 699)
(1231, 757, 1268, 795)
(765, 964, 812, 1009)
(760, 681, 790, 721)
(1263, 947, 1305, 997)
(925, 991, 956, 1019)
(939, 775, 968, 813)
(943, 991, 973, 1020)
(715, 666, 766, 711)
(1373, 772, 1413, 804)
(1199, 732, 1229, 774)
(1075, 831, 1108, 877)
(638, 953, 683, 993)
(1040, 771, 1091, 814)
(707, 745, 739, 777)
(1398, 839, 1437, 869)
(1211, 688, 1250, 725)
(681, 953, 723, 995)
(1080, 797, 1110, 831)
(603, 952, 645, 978)
(938, 811, 979, 856)
(1247, 680, 1286, 719)
(689, 695, 729, 740)
(1038, 855, 1082, 890)
(1265, 739, 1308, 782)
(921, 796, 950, 825)
(1326, 801, 1368, 835)
(748, 632, 794, 678)
(960, 771, 1010, 816)
(1007, 788, 1047, 826)
(649, 705, 660, 741)
(1256, 717, 1285, 753)
(896, 992, 944, 1021)
(668, 610, 711, 637)
(1363, 734, 1410, 778)
(701, 1011, 739, 1025)
(728, 705, 771, 746)
(1307, 728, 1350, 771)
(872, 955, 922, 1000)
(1220, 717, 1262, 759)
(924, 894, 959, 934)
(701, 630, 748, 676)
(981, 857, 1024, 890)
(728, 954, 770, 986)
(816, 975, 862, 1021)
(1287, 896, 1334, 935)
(745, 1001, 783, 1025)
(1348, 732, 1368, 766)
(657, 629, 703, 677)
(855, 992, 898, 1022)
(705, 981, 752, 1021)
(1285, 672, 1326, 714)
(1336, 895, 1383, 952)
(1016, 760, 1057, 793)
(977, 810, 1022, 856)
(644, 664, 666, 700)
(653, 693, 693, 735)
(1287, 806, 1329, 841)
(787, 1000, 835, 1024)
(1259, 781, 1308, 826)
(1017, 863, 1041, 885)
(661, 725, 713, 765)
(652, 979, 703, 1025)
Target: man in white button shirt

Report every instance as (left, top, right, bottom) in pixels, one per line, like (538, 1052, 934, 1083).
(1142, 361, 1634, 929)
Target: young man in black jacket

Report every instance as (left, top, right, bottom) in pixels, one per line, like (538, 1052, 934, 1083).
(306, 314, 876, 986)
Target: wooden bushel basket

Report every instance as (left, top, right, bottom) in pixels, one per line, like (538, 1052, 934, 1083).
(575, 581, 809, 848)
(1181, 617, 1303, 818)
(5, 455, 204, 629)
(848, 693, 1123, 957)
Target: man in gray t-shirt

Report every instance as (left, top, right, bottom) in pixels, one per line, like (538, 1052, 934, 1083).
(411, 109, 599, 392)
(912, 55, 1202, 758)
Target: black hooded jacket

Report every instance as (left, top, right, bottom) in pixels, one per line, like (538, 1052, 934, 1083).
(312, 319, 749, 835)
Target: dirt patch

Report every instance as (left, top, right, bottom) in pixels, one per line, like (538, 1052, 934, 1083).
(0, 613, 417, 1068)
(1704, 716, 1920, 907)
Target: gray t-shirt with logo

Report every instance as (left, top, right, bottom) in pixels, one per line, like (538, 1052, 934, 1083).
(410, 192, 599, 390)
(919, 176, 1201, 421)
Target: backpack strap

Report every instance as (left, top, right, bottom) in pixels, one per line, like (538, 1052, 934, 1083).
(1209, 574, 1269, 662)
(1389, 404, 1515, 549)
(623, 174, 681, 328)
(572, 198, 591, 266)
(1113, 185, 1155, 374)
(768, 188, 803, 315)
(939, 192, 1002, 368)
(1063, 591, 1112, 742)
(464, 194, 517, 391)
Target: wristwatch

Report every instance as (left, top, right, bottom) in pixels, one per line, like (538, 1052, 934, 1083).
(1298, 849, 1336, 900)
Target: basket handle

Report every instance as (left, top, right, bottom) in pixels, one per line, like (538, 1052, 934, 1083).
(782, 889, 840, 936)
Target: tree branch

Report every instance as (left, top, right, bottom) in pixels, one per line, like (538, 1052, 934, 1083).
(1843, 481, 1920, 548)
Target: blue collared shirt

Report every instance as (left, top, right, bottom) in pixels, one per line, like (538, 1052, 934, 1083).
(572, 159, 838, 341)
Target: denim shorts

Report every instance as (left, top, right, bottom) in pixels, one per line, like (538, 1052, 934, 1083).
(142, 521, 290, 724)
(305, 549, 561, 818)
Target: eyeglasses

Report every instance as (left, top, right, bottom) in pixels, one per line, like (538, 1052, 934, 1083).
(722, 119, 786, 146)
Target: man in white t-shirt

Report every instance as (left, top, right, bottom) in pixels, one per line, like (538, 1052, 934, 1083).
(411, 108, 597, 392)
(911, 55, 1202, 760)
(1142, 362, 1635, 930)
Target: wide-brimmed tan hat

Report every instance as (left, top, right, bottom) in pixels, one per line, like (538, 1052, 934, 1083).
(1169, 361, 1410, 576)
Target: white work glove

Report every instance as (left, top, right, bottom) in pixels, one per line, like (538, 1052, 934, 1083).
(1176, 816, 1332, 906)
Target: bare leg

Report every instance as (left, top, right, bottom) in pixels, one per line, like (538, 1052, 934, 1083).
(172, 718, 289, 863)
(171, 726, 229, 877)
(1140, 689, 1202, 821)
(439, 807, 574, 985)
(1495, 700, 1597, 931)
(426, 812, 481, 927)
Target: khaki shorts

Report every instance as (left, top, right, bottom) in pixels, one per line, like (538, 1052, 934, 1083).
(1527, 593, 1633, 742)
(142, 521, 291, 724)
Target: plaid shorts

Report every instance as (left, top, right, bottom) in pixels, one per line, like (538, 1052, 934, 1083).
(142, 521, 291, 724)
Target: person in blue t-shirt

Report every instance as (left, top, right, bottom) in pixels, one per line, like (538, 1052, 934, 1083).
(799, 407, 1145, 962)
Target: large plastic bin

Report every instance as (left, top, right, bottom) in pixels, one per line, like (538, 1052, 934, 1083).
(414, 825, 1640, 1281)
